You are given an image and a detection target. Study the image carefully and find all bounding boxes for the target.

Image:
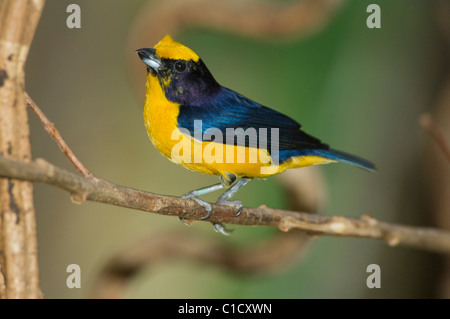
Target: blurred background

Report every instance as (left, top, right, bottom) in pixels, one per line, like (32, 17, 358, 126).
(25, 0, 449, 298)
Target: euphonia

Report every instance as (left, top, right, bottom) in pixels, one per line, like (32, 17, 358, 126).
(137, 35, 375, 235)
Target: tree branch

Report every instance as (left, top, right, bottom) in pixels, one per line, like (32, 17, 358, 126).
(1, 154, 450, 254)
(25, 93, 93, 178)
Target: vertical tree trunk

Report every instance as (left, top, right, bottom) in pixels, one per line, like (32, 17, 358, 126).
(0, 0, 45, 298)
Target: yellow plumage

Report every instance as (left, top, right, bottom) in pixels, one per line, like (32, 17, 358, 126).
(154, 35, 200, 62)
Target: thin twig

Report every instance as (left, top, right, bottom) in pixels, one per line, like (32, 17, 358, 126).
(25, 93, 93, 178)
(1, 154, 450, 254)
(420, 113, 450, 163)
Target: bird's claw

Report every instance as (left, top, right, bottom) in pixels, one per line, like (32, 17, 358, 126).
(211, 200, 242, 236)
(179, 217, 192, 227)
(216, 199, 243, 217)
(212, 223, 233, 236)
(181, 190, 243, 236)
(181, 193, 213, 220)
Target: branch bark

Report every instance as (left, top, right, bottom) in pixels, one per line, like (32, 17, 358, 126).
(1, 154, 450, 254)
(0, 0, 45, 298)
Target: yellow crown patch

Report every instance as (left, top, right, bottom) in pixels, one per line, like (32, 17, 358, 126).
(154, 35, 200, 62)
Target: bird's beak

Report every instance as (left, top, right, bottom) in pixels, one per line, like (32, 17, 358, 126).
(136, 48, 161, 72)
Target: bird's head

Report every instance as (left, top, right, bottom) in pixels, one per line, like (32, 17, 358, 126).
(137, 35, 220, 105)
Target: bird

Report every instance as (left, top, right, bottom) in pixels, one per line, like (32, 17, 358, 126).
(137, 35, 375, 235)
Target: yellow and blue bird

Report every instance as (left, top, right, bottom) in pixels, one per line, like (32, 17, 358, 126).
(137, 35, 375, 234)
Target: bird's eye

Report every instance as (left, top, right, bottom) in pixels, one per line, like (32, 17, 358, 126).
(174, 61, 186, 72)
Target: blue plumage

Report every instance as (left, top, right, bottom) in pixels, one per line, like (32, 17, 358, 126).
(178, 87, 328, 150)
(176, 86, 375, 171)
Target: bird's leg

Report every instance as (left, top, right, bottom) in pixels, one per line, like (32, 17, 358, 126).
(216, 177, 252, 217)
(212, 177, 251, 236)
(180, 174, 249, 236)
(180, 183, 225, 222)
(208, 173, 239, 235)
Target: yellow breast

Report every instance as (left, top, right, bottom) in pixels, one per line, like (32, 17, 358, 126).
(143, 72, 181, 159)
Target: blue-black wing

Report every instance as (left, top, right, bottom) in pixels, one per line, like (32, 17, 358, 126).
(177, 86, 329, 151)
(177, 87, 375, 171)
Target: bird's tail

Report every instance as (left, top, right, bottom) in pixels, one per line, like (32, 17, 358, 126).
(295, 148, 376, 172)
(317, 149, 376, 172)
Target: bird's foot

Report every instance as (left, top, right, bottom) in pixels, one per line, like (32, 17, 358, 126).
(212, 223, 233, 236)
(178, 217, 194, 227)
(216, 199, 243, 217)
(181, 191, 242, 236)
(181, 193, 213, 220)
